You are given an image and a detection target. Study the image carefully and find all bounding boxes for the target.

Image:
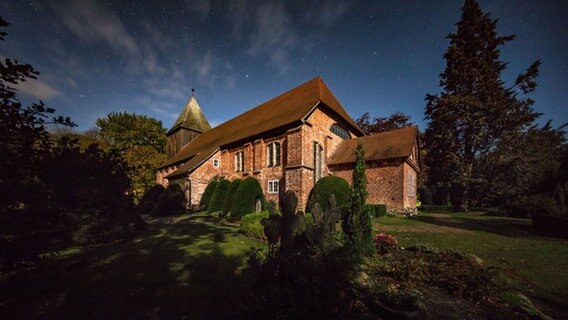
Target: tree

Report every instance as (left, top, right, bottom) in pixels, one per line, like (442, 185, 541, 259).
(342, 142, 374, 257)
(424, 0, 540, 210)
(356, 112, 413, 135)
(0, 17, 143, 270)
(95, 112, 166, 200)
(480, 122, 566, 211)
(0, 18, 74, 211)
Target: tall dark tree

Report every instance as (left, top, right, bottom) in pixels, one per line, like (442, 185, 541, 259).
(424, 0, 540, 210)
(342, 142, 374, 257)
(356, 111, 413, 135)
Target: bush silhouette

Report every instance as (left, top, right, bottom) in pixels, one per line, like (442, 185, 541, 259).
(306, 176, 350, 213)
(223, 179, 242, 214)
(137, 184, 166, 215)
(208, 179, 231, 213)
(151, 184, 185, 216)
(200, 179, 218, 210)
(231, 177, 265, 219)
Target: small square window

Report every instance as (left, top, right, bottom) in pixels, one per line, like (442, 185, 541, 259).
(213, 159, 220, 168)
(268, 180, 279, 193)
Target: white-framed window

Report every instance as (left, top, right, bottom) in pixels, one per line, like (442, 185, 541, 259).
(330, 124, 350, 140)
(234, 151, 244, 172)
(313, 141, 323, 184)
(268, 180, 279, 193)
(213, 159, 220, 168)
(266, 142, 281, 167)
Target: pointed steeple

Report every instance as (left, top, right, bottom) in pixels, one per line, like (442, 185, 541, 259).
(166, 92, 211, 159)
(167, 93, 211, 135)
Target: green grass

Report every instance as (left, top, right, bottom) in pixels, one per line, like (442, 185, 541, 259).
(374, 211, 568, 319)
(0, 212, 264, 319)
(3, 211, 566, 319)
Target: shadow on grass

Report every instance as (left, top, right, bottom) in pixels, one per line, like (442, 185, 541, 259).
(0, 218, 255, 319)
(412, 213, 538, 238)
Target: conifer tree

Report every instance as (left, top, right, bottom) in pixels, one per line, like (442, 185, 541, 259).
(342, 142, 374, 256)
(424, 0, 540, 210)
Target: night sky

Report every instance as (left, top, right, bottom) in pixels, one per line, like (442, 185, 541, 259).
(1, 0, 566, 131)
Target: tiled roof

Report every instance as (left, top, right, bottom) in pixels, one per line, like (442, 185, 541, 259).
(161, 76, 363, 174)
(328, 126, 419, 165)
(167, 95, 211, 135)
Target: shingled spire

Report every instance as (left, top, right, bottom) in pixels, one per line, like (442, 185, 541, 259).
(166, 91, 211, 160)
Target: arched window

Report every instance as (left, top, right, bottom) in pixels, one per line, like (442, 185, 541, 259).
(234, 151, 244, 172)
(330, 124, 350, 140)
(267, 142, 281, 167)
(313, 142, 323, 183)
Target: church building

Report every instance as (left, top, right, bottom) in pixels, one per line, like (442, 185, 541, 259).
(157, 77, 420, 213)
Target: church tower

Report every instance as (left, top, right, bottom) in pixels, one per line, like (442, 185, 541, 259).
(166, 90, 211, 159)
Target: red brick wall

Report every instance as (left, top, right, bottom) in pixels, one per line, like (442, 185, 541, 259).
(186, 151, 222, 208)
(189, 105, 360, 212)
(329, 158, 417, 210)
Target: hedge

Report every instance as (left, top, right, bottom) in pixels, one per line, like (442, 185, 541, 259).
(199, 179, 219, 210)
(231, 177, 266, 219)
(137, 184, 165, 215)
(420, 205, 454, 212)
(208, 179, 231, 213)
(306, 176, 350, 213)
(223, 179, 242, 214)
(151, 184, 185, 216)
(368, 204, 387, 217)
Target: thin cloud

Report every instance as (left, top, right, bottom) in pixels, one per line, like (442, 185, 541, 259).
(247, 2, 298, 74)
(16, 78, 61, 101)
(53, 0, 139, 55)
(319, 1, 349, 27)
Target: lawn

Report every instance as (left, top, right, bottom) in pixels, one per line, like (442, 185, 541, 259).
(2, 211, 566, 319)
(374, 211, 568, 319)
(0, 213, 264, 319)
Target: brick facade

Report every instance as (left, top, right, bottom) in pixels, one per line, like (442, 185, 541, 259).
(158, 78, 420, 213)
(329, 158, 417, 209)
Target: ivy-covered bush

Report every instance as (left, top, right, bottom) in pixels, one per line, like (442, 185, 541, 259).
(223, 179, 242, 214)
(151, 184, 185, 216)
(240, 211, 270, 240)
(199, 179, 218, 210)
(208, 179, 231, 213)
(231, 177, 266, 219)
(306, 176, 350, 213)
(137, 184, 165, 215)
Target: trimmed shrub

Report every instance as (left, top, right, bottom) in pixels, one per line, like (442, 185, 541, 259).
(136, 184, 165, 215)
(231, 177, 266, 219)
(223, 179, 242, 213)
(368, 204, 387, 217)
(151, 184, 185, 216)
(208, 179, 231, 213)
(200, 179, 219, 210)
(240, 211, 270, 240)
(420, 205, 454, 212)
(306, 176, 350, 213)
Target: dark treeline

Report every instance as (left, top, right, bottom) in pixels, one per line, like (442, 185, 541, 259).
(0, 17, 145, 271)
(358, 0, 567, 217)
